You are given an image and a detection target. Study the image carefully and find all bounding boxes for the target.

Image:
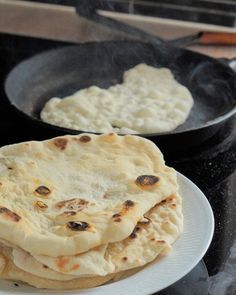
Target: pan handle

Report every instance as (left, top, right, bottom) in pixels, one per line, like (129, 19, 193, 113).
(218, 57, 236, 73)
(169, 32, 236, 47)
(76, 0, 236, 48)
(229, 58, 236, 72)
(76, 0, 165, 45)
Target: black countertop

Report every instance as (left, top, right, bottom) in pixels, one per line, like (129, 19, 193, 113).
(0, 33, 236, 295)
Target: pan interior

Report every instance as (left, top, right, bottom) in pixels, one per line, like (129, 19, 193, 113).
(5, 42, 236, 135)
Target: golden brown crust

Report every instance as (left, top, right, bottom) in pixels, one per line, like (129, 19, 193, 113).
(0, 207, 21, 222)
(135, 175, 160, 189)
(79, 135, 91, 143)
(53, 138, 68, 150)
(55, 198, 89, 211)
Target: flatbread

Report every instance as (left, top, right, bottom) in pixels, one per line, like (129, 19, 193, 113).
(12, 194, 182, 279)
(0, 133, 178, 256)
(41, 64, 193, 134)
(0, 246, 115, 290)
(0, 244, 145, 290)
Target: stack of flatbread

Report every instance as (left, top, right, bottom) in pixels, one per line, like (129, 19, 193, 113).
(0, 133, 183, 289)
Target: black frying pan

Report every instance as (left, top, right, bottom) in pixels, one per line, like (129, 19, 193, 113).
(4, 40, 236, 152)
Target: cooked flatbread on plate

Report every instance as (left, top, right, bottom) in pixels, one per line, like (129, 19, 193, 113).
(0, 133, 177, 257)
(0, 133, 183, 289)
(0, 245, 115, 290)
(0, 193, 182, 289)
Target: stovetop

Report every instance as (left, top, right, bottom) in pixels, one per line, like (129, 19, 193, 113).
(0, 33, 236, 295)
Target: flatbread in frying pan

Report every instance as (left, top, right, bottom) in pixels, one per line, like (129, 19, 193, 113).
(41, 64, 193, 134)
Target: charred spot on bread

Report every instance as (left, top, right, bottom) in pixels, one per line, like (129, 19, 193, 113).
(53, 138, 68, 150)
(78, 199, 89, 205)
(35, 186, 51, 196)
(130, 232, 137, 239)
(157, 240, 166, 244)
(113, 217, 122, 222)
(43, 264, 48, 269)
(155, 195, 175, 207)
(130, 226, 141, 239)
(67, 221, 89, 231)
(56, 198, 76, 209)
(112, 213, 122, 222)
(122, 257, 128, 261)
(154, 199, 167, 208)
(123, 200, 135, 208)
(55, 198, 89, 210)
(35, 201, 48, 210)
(135, 175, 159, 187)
(0, 207, 21, 222)
(79, 135, 91, 143)
(112, 213, 121, 218)
(166, 196, 174, 202)
(112, 200, 135, 222)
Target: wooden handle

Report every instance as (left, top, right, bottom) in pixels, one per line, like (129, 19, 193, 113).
(199, 32, 236, 45)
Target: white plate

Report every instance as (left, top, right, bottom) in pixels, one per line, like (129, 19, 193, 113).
(0, 172, 214, 295)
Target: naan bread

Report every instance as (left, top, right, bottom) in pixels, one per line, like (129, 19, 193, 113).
(31, 194, 182, 277)
(10, 194, 182, 280)
(41, 64, 193, 134)
(0, 244, 143, 290)
(0, 193, 182, 289)
(0, 246, 115, 290)
(0, 133, 177, 256)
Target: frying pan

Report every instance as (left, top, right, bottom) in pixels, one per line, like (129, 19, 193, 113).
(4, 40, 236, 153)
